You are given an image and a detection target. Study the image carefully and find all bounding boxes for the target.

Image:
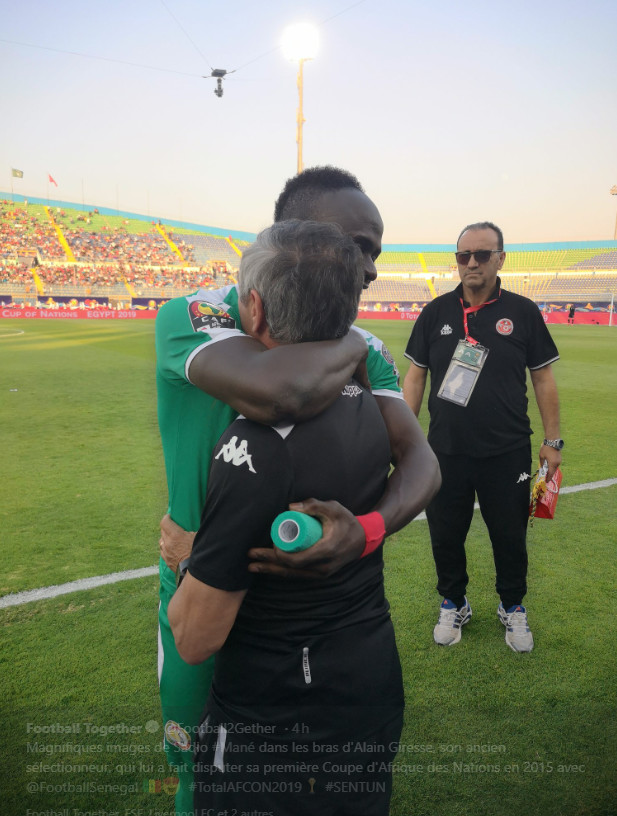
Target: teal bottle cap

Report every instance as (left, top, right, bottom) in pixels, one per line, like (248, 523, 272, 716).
(271, 511, 323, 553)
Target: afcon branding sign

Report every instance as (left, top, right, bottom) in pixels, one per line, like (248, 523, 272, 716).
(189, 300, 236, 333)
(381, 342, 400, 383)
(165, 720, 191, 751)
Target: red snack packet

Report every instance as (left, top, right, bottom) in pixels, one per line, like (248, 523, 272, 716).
(530, 468, 562, 520)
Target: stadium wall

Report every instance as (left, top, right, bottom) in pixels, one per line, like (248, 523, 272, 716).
(0, 308, 156, 320)
(2, 307, 613, 325)
(359, 310, 613, 325)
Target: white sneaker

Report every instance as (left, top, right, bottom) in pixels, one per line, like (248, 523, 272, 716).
(498, 603, 534, 652)
(433, 598, 472, 646)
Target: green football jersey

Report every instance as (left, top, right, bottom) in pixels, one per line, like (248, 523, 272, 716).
(156, 283, 402, 551)
(156, 285, 241, 534)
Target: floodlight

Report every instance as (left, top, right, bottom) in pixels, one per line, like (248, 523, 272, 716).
(281, 23, 319, 62)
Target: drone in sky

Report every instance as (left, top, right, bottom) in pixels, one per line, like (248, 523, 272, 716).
(203, 68, 236, 97)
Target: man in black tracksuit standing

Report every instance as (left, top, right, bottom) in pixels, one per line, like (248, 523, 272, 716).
(403, 221, 562, 653)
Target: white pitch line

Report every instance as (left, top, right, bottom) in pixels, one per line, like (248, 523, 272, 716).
(0, 566, 158, 609)
(399, 477, 617, 523)
(2, 478, 616, 610)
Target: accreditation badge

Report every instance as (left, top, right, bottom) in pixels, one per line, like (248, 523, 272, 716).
(437, 340, 489, 407)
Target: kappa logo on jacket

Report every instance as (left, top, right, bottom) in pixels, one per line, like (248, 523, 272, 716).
(440, 324, 453, 335)
(215, 436, 256, 473)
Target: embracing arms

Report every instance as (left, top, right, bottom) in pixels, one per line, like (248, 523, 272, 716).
(168, 573, 246, 664)
(247, 395, 441, 578)
(188, 331, 368, 425)
(161, 395, 441, 579)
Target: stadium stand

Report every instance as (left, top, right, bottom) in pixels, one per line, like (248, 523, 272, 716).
(180, 233, 248, 267)
(359, 278, 431, 307)
(0, 200, 240, 303)
(543, 273, 617, 300)
(502, 248, 617, 271)
(571, 251, 617, 270)
(2, 198, 616, 313)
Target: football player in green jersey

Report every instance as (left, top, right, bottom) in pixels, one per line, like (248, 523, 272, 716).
(156, 166, 441, 814)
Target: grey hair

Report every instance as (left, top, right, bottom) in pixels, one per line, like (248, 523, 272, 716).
(238, 220, 364, 343)
(457, 221, 504, 250)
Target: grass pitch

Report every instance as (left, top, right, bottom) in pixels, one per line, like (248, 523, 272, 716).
(1, 317, 616, 816)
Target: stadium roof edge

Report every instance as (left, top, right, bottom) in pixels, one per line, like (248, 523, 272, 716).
(3, 193, 617, 251)
(1, 192, 257, 243)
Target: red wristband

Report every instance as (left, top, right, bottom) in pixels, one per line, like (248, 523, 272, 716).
(357, 512, 386, 558)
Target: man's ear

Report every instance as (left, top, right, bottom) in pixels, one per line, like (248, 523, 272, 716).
(246, 289, 268, 338)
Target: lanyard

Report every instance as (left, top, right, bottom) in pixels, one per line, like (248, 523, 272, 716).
(460, 294, 499, 344)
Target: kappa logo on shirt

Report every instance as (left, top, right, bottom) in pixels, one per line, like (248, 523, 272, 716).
(215, 435, 257, 473)
(440, 324, 453, 335)
(188, 300, 236, 333)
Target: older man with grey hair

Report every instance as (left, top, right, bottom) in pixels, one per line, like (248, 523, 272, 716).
(170, 219, 414, 816)
(236, 218, 364, 344)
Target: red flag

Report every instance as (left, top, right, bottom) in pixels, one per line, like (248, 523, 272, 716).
(48, 174, 58, 186)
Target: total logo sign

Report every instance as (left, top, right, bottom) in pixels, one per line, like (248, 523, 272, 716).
(496, 318, 514, 335)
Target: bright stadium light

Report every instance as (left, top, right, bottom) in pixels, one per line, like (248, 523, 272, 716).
(281, 23, 319, 174)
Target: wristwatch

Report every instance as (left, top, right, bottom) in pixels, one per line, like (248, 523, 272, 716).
(176, 557, 191, 587)
(543, 438, 564, 450)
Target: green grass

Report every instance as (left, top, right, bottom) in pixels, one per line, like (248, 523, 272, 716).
(1, 318, 616, 816)
(385, 486, 617, 816)
(0, 320, 166, 594)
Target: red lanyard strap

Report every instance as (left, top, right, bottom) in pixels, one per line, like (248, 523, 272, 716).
(460, 295, 498, 344)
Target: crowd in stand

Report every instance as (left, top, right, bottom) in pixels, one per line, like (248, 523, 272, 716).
(35, 264, 124, 288)
(62, 227, 197, 265)
(0, 204, 64, 260)
(1, 202, 199, 267)
(1, 203, 239, 300)
(0, 260, 236, 294)
(0, 262, 34, 285)
(127, 266, 214, 291)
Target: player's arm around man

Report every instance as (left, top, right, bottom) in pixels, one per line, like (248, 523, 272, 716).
(160, 324, 441, 578)
(156, 290, 370, 572)
(187, 327, 369, 424)
(246, 393, 441, 578)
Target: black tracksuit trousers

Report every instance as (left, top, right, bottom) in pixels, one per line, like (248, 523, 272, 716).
(426, 444, 532, 610)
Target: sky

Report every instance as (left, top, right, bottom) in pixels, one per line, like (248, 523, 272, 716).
(1, 0, 616, 246)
